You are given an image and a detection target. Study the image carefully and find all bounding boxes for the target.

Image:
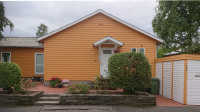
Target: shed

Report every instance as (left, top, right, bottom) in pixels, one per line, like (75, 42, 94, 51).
(156, 54, 200, 105)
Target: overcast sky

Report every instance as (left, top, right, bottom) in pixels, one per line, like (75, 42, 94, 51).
(3, 1, 158, 37)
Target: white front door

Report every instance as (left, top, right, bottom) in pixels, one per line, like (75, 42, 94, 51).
(100, 48, 114, 78)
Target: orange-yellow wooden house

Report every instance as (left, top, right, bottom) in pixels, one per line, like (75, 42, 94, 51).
(0, 10, 162, 83)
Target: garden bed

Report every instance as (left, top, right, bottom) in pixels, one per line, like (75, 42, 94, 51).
(60, 92, 156, 106)
(0, 91, 43, 105)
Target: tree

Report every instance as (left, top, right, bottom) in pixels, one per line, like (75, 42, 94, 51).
(0, 1, 14, 40)
(36, 23, 48, 37)
(157, 47, 174, 58)
(152, 1, 200, 54)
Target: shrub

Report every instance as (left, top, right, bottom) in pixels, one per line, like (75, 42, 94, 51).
(108, 52, 151, 94)
(93, 75, 116, 90)
(0, 62, 22, 93)
(49, 77, 62, 87)
(19, 78, 38, 94)
(66, 83, 90, 94)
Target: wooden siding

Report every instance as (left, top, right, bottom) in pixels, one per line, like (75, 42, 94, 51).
(43, 13, 157, 81)
(0, 47, 44, 77)
(156, 54, 200, 62)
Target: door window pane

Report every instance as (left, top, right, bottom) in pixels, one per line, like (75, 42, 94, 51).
(103, 50, 112, 54)
(1, 53, 11, 62)
(35, 54, 44, 74)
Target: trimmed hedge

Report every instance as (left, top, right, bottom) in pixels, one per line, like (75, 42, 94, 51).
(0, 62, 22, 93)
(108, 52, 151, 94)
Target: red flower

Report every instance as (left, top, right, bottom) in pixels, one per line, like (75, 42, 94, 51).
(114, 49, 120, 53)
(49, 77, 62, 83)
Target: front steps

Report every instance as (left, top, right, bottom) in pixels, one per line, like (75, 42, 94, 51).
(35, 93, 61, 105)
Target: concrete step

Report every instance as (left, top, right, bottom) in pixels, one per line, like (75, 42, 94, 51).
(39, 97, 60, 101)
(35, 101, 59, 105)
(42, 93, 61, 97)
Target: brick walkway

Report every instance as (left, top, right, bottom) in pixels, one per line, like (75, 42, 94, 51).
(31, 82, 67, 93)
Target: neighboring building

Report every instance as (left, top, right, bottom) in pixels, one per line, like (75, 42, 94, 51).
(165, 49, 181, 56)
(156, 54, 200, 105)
(0, 9, 163, 82)
(0, 37, 44, 77)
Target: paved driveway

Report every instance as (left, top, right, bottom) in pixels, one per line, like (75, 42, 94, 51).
(1, 105, 200, 112)
(155, 95, 186, 106)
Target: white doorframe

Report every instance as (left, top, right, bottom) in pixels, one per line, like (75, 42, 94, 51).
(100, 47, 114, 78)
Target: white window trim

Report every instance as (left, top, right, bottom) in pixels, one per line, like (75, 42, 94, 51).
(1, 52, 11, 62)
(35, 53, 44, 74)
(139, 48, 145, 54)
(131, 48, 137, 52)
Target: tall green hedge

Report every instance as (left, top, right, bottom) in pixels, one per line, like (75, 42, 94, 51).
(0, 62, 22, 93)
(108, 52, 151, 94)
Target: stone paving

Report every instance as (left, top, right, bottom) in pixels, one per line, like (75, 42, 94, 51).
(41, 105, 200, 112)
(39, 105, 200, 112)
(1, 105, 200, 112)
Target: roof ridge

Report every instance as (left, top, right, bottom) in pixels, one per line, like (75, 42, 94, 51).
(5, 37, 37, 38)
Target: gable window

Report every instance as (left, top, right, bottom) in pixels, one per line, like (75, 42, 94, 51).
(131, 48, 137, 53)
(35, 53, 44, 74)
(139, 48, 145, 54)
(1, 52, 11, 62)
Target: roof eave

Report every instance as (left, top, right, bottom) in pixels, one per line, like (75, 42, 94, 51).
(0, 46, 44, 48)
(37, 10, 103, 42)
(93, 36, 124, 47)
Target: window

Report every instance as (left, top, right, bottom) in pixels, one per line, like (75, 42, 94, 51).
(35, 53, 44, 74)
(131, 48, 137, 53)
(139, 48, 145, 54)
(1, 52, 11, 62)
(103, 50, 112, 54)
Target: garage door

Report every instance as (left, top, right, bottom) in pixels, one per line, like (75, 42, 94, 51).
(173, 60, 184, 104)
(156, 62, 162, 95)
(163, 61, 172, 99)
(187, 60, 200, 105)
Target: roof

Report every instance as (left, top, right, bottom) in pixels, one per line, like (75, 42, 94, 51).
(165, 49, 181, 56)
(37, 9, 163, 43)
(0, 37, 43, 48)
(93, 36, 124, 47)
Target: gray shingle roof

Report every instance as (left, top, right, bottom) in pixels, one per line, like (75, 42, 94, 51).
(0, 37, 43, 48)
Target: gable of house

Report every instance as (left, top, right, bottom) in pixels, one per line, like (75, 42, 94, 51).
(37, 9, 162, 44)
